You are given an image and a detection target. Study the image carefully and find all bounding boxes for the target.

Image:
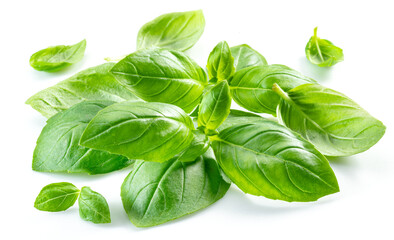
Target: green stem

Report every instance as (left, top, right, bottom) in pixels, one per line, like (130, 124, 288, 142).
(272, 83, 291, 102)
(104, 54, 128, 62)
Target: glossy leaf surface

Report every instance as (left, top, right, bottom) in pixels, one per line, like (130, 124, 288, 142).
(30, 39, 86, 72)
(34, 182, 80, 212)
(230, 44, 267, 72)
(229, 64, 316, 115)
(80, 101, 195, 162)
(32, 101, 133, 174)
(110, 48, 207, 113)
(211, 121, 339, 202)
(137, 10, 205, 51)
(274, 83, 386, 156)
(177, 129, 209, 162)
(305, 27, 344, 67)
(207, 41, 235, 81)
(26, 63, 139, 118)
(218, 109, 264, 131)
(121, 149, 230, 227)
(78, 187, 111, 224)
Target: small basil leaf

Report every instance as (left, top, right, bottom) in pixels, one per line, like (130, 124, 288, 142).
(207, 41, 235, 81)
(198, 80, 231, 131)
(137, 10, 205, 51)
(229, 64, 316, 115)
(177, 129, 209, 162)
(78, 187, 111, 224)
(80, 101, 195, 162)
(211, 120, 339, 202)
(273, 83, 386, 156)
(121, 148, 230, 227)
(30, 39, 86, 72)
(110, 48, 207, 113)
(218, 109, 264, 131)
(34, 182, 80, 212)
(305, 27, 344, 67)
(26, 63, 139, 118)
(32, 101, 133, 174)
(230, 44, 267, 72)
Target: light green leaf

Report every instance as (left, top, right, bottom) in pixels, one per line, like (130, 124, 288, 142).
(273, 83, 386, 156)
(34, 182, 80, 212)
(207, 41, 235, 81)
(198, 80, 231, 131)
(30, 39, 86, 72)
(78, 187, 111, 224)
(110, 48, 207, 113)
(229, 64, 316, 115)
(211, 120, 339, 202)
(137, 10, 205, 51)
(121, 149, 230, 227)
(217, 109, 264, 131)
(80, 101, 195, 162)
(177, 129, 209, 162)
(32, 101, 133, 174)
(26, 63, 139, 118)
(230, 44, 267, 72)
(305, 27, 344, 67)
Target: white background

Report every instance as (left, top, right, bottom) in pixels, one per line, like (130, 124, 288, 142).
(1, 0, 393, 239)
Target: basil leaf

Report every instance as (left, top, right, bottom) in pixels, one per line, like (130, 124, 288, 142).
(32, 101, 133, 174)
(230, 44, 267, 72)
(207, 41, 235, 81)
(80, 101, 195, 162)
(273, 83, 386, 156)
(34, 182, 80, 212)
(177, 129, 209, 162)
(26, 63, 139, 118)
(78, 187, 111, 224)
(211, 120, 339, 202)
(305, 27, 344, 67)
(218, 109, 264, 131)
(121, 148, 230, 227)
(229, 64, 316, 115)
(137, 10, 205, 51)
(30, 39, 86, 72)
(110, 48, 207, 113)
(198, 80, 231, 131)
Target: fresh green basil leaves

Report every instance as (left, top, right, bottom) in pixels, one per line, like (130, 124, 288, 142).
(231, 44, 268, 72)
(305, 27, 344, 67)
(30, 39, 86, 72)
(34, 182, 80, 212)
(137, 10, 205, 51)
(207, 41, 235, 81)
(79, 187, 111, 224)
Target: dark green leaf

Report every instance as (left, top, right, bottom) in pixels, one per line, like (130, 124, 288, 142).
(305, 27, 344, 67)
(121, 149, 230, 227)
(177, 129, 209, 162)
(110, 48, 207, 113)
(273, 83, 386, 156)
(211, 120, 339, 202)
(30, 39, 86, 72)
(26, 63, 139, 118)
(230, 44, 267, 72)
(137, 10, 205, 51)
(229, 64, 316, 115)
(32, 101, 133, 174)
(78, 187, 111, 224)
(198, 80, 231, 131)
(80, 101, 195, 162)
(34, 182, 80, 212)
(207, 41, 235, 81)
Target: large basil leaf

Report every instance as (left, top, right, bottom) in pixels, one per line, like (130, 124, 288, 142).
(26, 63, 139, 118)
(305, 27, 344, 67)
(29, 39, 86, 72)
(198, 80, 231, 131)
(121, 149, 230, 227)
(32, 101, 133, 174)
(137, 10, 205, 51)
(229, 64, 316, 115)
(110, 48, 207, 113)
(80, 101, 195, 162)
(78, 187, 111, 224)
(273, 83, 386, 156)
(211, 120, 339, 202)
(34, 182, 80, 212)
(207, 41, 235, 81)
(218, 109, 264, 131)
(230, 44, 267, 72)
